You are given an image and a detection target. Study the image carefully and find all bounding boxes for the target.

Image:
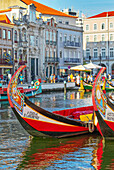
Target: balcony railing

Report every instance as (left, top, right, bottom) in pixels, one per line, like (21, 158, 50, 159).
(63, 58, 81, 63)
(0, 58, 13, 65)
(45, 57, 59, 63)
(64, 41, 80, 48)
(85, 56, 114, 61)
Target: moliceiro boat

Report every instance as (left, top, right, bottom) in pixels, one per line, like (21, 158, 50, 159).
(7, 65, 95, 138)
(0, 78, 42, 102)
(82, 79, 114, 92)
(92, 67, 114, 138)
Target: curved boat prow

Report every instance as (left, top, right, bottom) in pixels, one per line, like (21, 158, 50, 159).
(92, 67, 114, 138)
(7, 65, 26, 108)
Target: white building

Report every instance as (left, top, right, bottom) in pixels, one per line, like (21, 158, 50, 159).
(83, 11, 114, 75)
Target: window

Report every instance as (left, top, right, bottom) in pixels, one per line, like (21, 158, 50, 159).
(60, 33, 62, 42)
(86, 25, 89, 30)
(50, 31, 52, 41)
(8, 50, 11, 55)
(78, 37, 80, 43)
(54, 49, 56, 58)
(36, 58, 38, 75)
(3, 49, 7, 54)
(94, 24, 97, 30)
(101, 23, 105, 30)
(46, 50, 48, 57)
(110, 23, 113, 28)
(50, 49, 52, 57)
(94, 35, 97, 42)
(86, 49, 90, 58)
(14, 50, 17, 60)
(102, 34, 105, 41)
(60, 51, 62, 58)
(101, 48, 106, 58)
(8, 30, 11, 40)
(46, 31, 48, 40)
(36, 37, 38, 46)
(3, 29, 6, 39)
(30, 35, 34, 46)
(74, 36, 76, 42)
(69, 35, 72, 42)
(110, 34, 113, 41)
(59, 20, 62, 23)
(94, 49, 98, 58)
(86, 36, 89, 42)
(0, 29, 1, 38)
(65, 21, 69, 25)
(14, 30, 17, 42)
(64, 34, 67, 42)
(23, 30, 26, 41)
(110, 48, 114, 57)
(53, 31, 56, 41)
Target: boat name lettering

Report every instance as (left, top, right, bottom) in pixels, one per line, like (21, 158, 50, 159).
(24, 111, 39, 119)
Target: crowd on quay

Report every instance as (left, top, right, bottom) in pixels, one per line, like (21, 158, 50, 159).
(44, 72, 113, 86)
(0, 72, 112, 88)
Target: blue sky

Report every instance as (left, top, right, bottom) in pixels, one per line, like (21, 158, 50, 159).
(36, 0, 114, 17)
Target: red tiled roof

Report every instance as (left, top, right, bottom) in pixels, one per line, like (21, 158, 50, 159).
(88, 11, 114, 19)
(21, 0, 77, 18)
(0, 14, 11, 24)
(0, 8, 12, 13)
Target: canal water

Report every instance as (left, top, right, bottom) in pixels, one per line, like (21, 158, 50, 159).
(0, 91, 114, 169)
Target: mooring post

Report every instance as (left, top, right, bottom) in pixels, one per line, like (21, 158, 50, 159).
(64, 80, 66, 99)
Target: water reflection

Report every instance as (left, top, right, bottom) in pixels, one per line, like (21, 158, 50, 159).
(30, 91, 92, 112)
(16, 134, 114, 170)
(17, 134, 100, 170)
(0, 91, 114, 169)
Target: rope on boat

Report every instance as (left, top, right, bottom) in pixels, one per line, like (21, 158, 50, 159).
(88, 122, 94, 133)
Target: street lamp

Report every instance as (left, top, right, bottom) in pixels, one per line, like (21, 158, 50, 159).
(99, 54, 101, 66)
(89, 55, 91, 62)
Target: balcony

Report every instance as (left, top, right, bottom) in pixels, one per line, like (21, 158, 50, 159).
(63, 58, 81, 63)
(0, 58, 13, 65)
(45, 57, 59, 63)
(18, 40, 28, 48)
(85, 56, 114, 62)
(64, 41, 80, 48)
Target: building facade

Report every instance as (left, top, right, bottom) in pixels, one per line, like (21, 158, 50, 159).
(58, 23, 83, 75)
(0, 0, 83, 80)
(83, 11, 114, 75)
(0, 16, 13, 79)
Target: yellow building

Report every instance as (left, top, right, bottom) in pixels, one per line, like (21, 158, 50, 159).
(0, 0, 27, 10)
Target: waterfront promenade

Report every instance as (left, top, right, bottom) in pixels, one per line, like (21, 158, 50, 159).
(2, 82, 79, 92)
